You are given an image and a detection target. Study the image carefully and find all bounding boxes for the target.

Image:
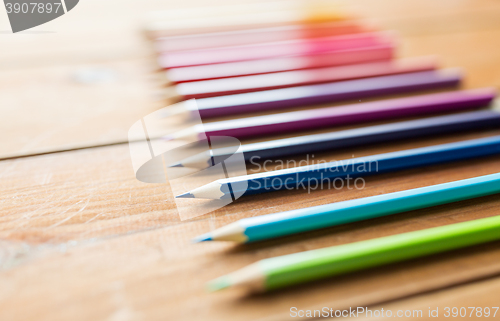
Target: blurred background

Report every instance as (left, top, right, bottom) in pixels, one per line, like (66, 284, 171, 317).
(1, 0, 500, 159)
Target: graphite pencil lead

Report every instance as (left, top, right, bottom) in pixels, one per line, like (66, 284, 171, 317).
(176, 192, 195, 199)
(169, 162, 184, 168)
(169, 151, 212, 169)
(191, 233, 213, 243)
(181, 181, 227, 200)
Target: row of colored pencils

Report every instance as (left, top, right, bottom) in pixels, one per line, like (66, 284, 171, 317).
(146, 1, 500, 293)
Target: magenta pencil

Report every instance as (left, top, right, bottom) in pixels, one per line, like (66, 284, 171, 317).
(159, 32, 392, 68)
(165, 44, 393, 83)
(173, 57, 437, 99)
(155, 20, 372, 52)
(167, 88, 496, 141)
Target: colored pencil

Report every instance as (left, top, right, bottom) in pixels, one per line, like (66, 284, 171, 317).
(164, 44, 394, 83)
(171, 57, 436, 99)
(166, 87, 494, 141)
(207, 213, 500, 292)
(176, 135, 500, 200)
(146, 1, 346, 37)
(159, 32, 391, 68)
(155, 20, 372, 53)
(171, 109, 500, 169)
(166, 70, 462, 120)
(194, 173, 500, 243)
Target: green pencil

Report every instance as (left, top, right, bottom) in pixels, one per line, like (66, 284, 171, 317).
(208, 215, 500, 292)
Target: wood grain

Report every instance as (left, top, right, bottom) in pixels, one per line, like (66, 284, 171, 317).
(2, 130, 500, 320)
(359, 275, 500, 320)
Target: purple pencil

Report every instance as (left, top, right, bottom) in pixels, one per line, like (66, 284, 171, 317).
(166, 69, 461, 118)
(166, 88, 496, 141)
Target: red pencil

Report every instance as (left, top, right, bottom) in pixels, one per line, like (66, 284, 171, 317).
(165, 44, 393, 83)
(155, 20, 373, 52)
(158, 32, 392, 68)
(172, 56, 437, 99)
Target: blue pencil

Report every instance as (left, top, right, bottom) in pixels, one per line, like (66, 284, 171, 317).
(193, 173, 500, 243)
(177, 135, 500, 200)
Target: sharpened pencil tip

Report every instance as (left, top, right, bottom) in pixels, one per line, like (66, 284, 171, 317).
(176, 192, 195, 199)
(192, 233, 212, 243)
(169, 162, 184, 168)
(207, 276, 231, 292)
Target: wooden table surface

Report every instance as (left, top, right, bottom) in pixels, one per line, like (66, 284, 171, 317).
(1, 0, 500, 320)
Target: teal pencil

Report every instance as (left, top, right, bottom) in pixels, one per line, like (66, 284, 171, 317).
(194, 173, 500, 243)
(208, 215, 500, 292)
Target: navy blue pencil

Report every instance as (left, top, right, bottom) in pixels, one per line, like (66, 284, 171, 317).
(171, 109, 500, 169)
(176, 135, 500, 199)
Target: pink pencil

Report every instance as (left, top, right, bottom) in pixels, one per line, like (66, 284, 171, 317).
(165, 44, 393, 83)
(166, 88, 496, 141)
(173, 57, 437, 99)
(159, 32, 392, 68)
(155, 20, 373, 52)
